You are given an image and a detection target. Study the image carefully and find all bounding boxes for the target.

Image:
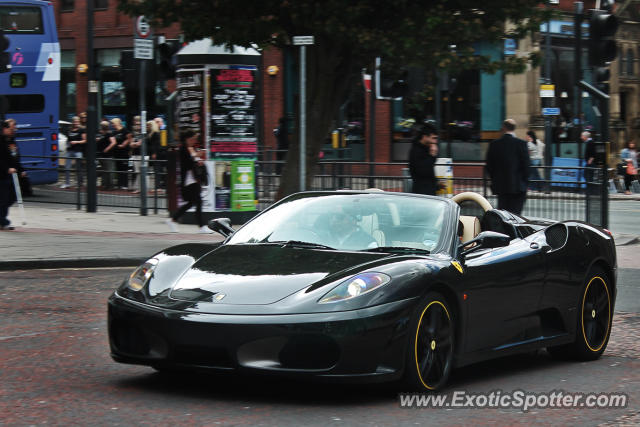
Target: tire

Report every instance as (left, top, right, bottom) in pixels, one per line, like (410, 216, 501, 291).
(548, 267, 613, 361)
(403, 292, 454, 391)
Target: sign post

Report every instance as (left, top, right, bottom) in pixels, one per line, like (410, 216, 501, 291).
(293, 36, 314, 191)
(135, 16, 152, 215)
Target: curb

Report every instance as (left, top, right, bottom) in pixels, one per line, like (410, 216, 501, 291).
(2, 257, 145, 271)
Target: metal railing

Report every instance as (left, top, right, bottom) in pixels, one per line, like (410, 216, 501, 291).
(22, 154, 610, 226)
(21, 155, 167, 213)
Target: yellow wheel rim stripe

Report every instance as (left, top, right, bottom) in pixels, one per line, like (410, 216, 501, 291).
(581, 276, 611, 352)
(414, 300, 450, 390)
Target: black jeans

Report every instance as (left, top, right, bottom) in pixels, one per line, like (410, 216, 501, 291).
(497, 192, 527, 216)
(172, 183, 204, 227)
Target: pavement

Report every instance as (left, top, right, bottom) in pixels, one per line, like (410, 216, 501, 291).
(0, 202, 638, 271)
(0, 203, 226, 270)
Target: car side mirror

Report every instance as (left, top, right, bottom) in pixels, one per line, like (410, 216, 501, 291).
(208, 218, 235, 238)
(459, 231, 511, 257)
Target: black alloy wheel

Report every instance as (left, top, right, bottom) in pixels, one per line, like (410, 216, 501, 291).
(548, 266, 612, 361)
(404, 292, 454, 391)
(579, 272, 612, 357)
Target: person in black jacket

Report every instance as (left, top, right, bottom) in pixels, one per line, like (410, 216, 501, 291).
(165, 130, 212, 233)
(485, 119, 530, 215)
(0, 120, 18, 230)
(408, 123, 440, 195)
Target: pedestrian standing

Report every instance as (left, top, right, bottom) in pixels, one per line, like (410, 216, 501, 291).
(485, 119, 530, 215)
(148, 119, 165, 191)
(110, 118, 130, 190)
(61, 116, 86, 189)
(526, 130, 544, 191)
(582, 131, 596, 182)
(96, 121, 116, 190)
(620, 140, 638, 195)
(408, 123, 439, 196)
(79, 111, 87, 128)
(0, 120, 19, 230)
(275, 117, 288, 174)
(165, 130, 212, 234)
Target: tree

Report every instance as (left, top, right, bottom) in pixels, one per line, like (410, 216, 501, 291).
(119, 0, 550, 199)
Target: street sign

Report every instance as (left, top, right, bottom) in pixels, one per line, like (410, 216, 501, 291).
(540, 84, 555, 97)
(135, 16, 151, 39)
(293, 36, 314, 45)
(134, 16, 153, 59)
(134, 38, 154, 59)
(542, 107, 561, 116)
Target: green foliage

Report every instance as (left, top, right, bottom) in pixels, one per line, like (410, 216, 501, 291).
(118, 0, 553, 196)
(119, 0, 550, 75)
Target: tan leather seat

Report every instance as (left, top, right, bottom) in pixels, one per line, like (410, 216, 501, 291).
(358, 213, 386, 247)
(459, 215, 481, 243)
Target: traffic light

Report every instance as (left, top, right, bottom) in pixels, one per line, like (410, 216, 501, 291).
(0, 29, 10, 73)
(379, 69, 408, 99)
(157, 39, 180, 79)
(588, 8, 618, 67)
(593, 66, 611, 92)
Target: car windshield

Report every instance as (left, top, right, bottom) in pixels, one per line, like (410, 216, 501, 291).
(227, 193, 449, 252)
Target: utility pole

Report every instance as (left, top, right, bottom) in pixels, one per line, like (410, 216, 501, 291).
(543, 19, 553, 187)
(86, 1, 97, 212)
(292, 36, 314, 191)
(574, 2, 584, 158)
(368, 58, 378, 188)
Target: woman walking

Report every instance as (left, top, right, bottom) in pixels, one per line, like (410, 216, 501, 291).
(621, 140, 638, 195)
(526, 130, 544, 191)
(165, 130, 211, 233)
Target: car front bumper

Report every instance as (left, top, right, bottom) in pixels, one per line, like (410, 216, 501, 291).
(108, 292, 418, 382)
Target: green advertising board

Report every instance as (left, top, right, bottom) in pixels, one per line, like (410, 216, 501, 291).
(230, 160, 256, 211)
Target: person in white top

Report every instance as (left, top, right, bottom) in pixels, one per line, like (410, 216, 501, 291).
(526, 130, 545, 191)
(620, 140, 638, 195)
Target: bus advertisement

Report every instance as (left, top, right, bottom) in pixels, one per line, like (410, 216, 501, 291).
(0, 0, 59, 185)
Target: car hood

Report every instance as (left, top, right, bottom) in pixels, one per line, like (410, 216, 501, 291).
(168, 244, 390, 305)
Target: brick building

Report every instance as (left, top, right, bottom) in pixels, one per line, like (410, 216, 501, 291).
(52, 0, 180, 124)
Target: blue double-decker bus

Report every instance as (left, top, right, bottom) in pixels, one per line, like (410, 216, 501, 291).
(0, 0, 59, 184)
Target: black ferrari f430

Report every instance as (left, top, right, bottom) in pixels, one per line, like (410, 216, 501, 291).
(108, 191, 616, 390)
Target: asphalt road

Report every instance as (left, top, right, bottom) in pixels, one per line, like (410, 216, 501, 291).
(1, 268, 638, 426)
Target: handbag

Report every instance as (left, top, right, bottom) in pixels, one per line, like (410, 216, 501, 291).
(617, 162, 627, 176)
(627, 160, 637, 176)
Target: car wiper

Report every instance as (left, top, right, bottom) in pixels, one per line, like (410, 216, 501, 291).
(364, 246, 431, 255)
(271, 240, 335, 250)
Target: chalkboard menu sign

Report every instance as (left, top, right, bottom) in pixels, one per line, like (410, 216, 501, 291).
(210, 67, 258, 158)
(176, 70, 205, 139)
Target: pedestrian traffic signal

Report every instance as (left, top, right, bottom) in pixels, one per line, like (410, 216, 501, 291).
(588, 9, 618, 67)
(0, 29, 11, 73)
(157, 39, 180, 79)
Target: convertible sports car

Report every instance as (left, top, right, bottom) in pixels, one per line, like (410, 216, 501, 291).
(108, 190, 617, 391)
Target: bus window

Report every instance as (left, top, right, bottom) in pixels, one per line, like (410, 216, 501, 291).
(4, 94, 45, 113)
(10, 73, 27, 88)
(0, 6, 43, 34)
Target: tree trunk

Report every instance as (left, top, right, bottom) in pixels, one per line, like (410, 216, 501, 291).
(276, 38, 355, 200)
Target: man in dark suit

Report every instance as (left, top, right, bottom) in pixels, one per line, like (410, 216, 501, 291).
(485, 119, 530, 215)
(408, 123, 439, 195)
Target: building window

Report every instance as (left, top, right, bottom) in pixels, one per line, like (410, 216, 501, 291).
(627, 49, 635, 76)
(94, 0, 108, 10)
(61, 0, 74, 12)
(619, 48, 625, 76)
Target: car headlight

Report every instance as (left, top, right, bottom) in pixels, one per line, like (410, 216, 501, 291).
(318, 272, 391, 303)
(127, 258, 158, 291)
